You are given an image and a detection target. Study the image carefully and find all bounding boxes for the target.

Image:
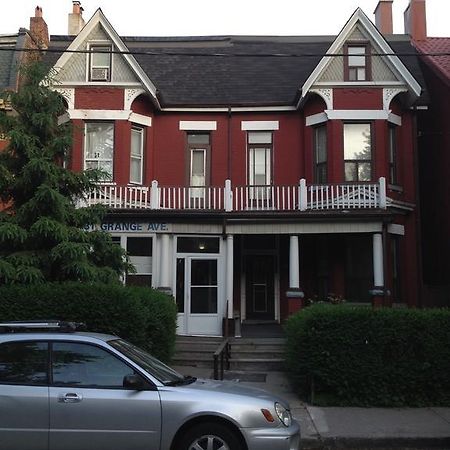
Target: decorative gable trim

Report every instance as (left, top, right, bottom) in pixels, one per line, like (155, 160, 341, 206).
(298, 8, 421, 108)
(52, 9, 161, 109)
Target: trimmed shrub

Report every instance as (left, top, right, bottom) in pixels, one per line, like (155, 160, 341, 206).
(285, 304, 450, 406)
(0, 282, 177, 362)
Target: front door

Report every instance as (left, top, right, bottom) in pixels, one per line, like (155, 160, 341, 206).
(245, 255, 275, 320)
(177, 257, 221, 335)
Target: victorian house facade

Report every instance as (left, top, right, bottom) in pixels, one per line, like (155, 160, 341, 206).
(40, 0, 430, 336)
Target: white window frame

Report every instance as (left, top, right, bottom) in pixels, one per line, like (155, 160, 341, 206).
(87, 42, 112, 82)
(130, 126, 144, 185)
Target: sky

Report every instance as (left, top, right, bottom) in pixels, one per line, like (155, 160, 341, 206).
(3, 0, 449, 38)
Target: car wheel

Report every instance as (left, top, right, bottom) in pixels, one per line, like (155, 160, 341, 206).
(180, 422, 243, 450)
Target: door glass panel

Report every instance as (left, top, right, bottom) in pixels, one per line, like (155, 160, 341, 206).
(190, 259, 218, 314)
(176, 258, 185, 313)
(52, 342, 134, 388)
(253, 284, 268, 312)
(0, 341, 48, 385)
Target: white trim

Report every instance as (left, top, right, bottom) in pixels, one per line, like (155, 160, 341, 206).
(241, 120, 279, 131)
(54, 88, 75, 109)
(52, 9, 161, 109)
(179, 121, 217, 131)
(298, 8, 422, 108)
(388, 113, 402, 126)
(124, 88, 147, 110)
(70, 109, 130, 120)
(165, 106, 296, 113)
(130, 112, 152, 127)
(326, 109, 389, 120)
(315, 81, 405, 87)
(305, 112, 328, 126)
(310, 88, 333, 109)
(388, 224, 405, 236)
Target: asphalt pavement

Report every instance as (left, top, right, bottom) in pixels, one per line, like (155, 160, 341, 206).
(172, 365, 450, 449)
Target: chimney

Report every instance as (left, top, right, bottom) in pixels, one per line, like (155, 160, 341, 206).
(68, 1, 85, 35)
(29, 6, 49, 49)
(374, 0, 393, 35)
(404, 0, 427, 41)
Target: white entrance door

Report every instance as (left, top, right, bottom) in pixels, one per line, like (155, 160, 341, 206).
(184, 257, 221, 336)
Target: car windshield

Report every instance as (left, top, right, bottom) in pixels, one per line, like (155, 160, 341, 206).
(109, 339, 184, 385)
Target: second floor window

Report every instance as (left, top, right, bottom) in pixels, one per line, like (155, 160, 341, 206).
(388, 125, 398, 185)
(89, 45, 112, 82)
(345, 44, 370, 81)
(187, 133, 210, 198)
(314, 125, 327, 183)
(130, 127, 144, 184)
(248, 132, 272, 186)
(344, 123, 372, 182)
(85, 122, 114, 180)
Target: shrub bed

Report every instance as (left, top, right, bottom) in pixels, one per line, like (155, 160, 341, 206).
(285, 304, 450, 406)
(0, 282, 177, 362)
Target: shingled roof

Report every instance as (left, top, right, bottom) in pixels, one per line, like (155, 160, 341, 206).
(45, 33, 429, 108)
(414, 37, 450, 87)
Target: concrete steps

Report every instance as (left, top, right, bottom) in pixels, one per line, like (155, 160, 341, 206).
(172, 336, 222, 368)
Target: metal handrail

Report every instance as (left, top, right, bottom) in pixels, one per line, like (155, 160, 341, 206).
(213, 338, 230, 380)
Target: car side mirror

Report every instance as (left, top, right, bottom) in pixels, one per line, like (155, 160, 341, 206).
(123, 374, 145, 390)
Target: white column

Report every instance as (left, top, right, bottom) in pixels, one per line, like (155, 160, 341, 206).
(160, 233, 170, 288)
(226, 235, 234, 319)
(373, 233, 384, 287)
(289, 236, 300, 289)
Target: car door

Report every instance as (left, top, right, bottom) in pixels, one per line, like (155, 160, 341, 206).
(0, 340, 49, 450)
(49, 340, 161, 450)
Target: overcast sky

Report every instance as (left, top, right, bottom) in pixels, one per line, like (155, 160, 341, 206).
(3, 0, 448, 37)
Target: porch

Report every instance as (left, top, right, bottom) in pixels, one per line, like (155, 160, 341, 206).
(83, 178, 387, 212)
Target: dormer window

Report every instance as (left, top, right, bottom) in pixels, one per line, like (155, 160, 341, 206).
(89, 45, 112, 82)
(344, 43, 371, 81)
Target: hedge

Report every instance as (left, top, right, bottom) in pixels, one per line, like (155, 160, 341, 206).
(285, 304, 450, 407)
(0, 282, 177, 362)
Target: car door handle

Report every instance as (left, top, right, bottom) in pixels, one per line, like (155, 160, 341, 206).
(59, 393, 83, 403)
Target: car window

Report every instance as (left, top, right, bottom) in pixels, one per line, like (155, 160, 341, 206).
(52, 342, 135, 388)
(0, 341, 48, 385)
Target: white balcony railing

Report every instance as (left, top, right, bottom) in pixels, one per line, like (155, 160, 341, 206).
(81, 177, 387, 212)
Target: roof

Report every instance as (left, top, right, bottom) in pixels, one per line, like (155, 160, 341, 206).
(414, 37, 450, 86)
(45, 33, 429, 108)
(0, 33, 21, 91)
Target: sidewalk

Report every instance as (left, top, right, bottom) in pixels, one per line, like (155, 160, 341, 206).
(172, 365, 450, 449)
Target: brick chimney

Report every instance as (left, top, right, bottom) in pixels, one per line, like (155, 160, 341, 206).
(29, 6, 49, 49)
(68, 1, 85, 35)
(404, 0, 427, 41)
(374, 0, 393, 35)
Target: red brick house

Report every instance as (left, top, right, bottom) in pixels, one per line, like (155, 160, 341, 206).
(41, 1, 430, 336)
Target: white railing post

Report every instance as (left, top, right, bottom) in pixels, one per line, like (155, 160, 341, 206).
(378, 177, 387, 209)
(299, 178, 307, 211)
(224, 179, 233, 212)
(150, 180, 160, 210)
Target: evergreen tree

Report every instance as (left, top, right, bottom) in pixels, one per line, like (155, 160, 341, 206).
(0, 62, 131, 285)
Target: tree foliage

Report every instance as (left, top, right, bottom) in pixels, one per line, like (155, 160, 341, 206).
(0, 62, 131, 285)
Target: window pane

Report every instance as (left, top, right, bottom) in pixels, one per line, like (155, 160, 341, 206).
(191, 287, 218, 313)
(86, 123, 114, 158)
(0, 342, 48, 385)
(248, 132, 272, 144)
(130, 158, 141, 183)
(344, 124, 371, 160)
(345, 162, 357, 181)
(348, 54, 365, 67)
(250, 147, 270, 185)
(92, 46, 111, 67)
(349, 68, 357, 81)
(131, 128, 143, 158)
(315, 126, 327, 164)
(177, 237, 220, 253)
(191, 259, 217, 286)
(191, 150, 205, 178)
(127, 237, 152, 256)
(357, 67, 366, 80)
(52, 342, 134, 388)
(358, 162, 372, 181)
(188, 133, 209, 144)
(126, 274, 152, 287)
(176, 258, 185, 313)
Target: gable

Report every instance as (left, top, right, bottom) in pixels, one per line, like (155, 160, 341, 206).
(320, 25, 397, 83)
(55, 23, 139, 84)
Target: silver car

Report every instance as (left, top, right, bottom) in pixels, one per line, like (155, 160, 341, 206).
(0, 321, 300, 450)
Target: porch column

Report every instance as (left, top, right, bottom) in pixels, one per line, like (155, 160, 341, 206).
(159, 233, 171, 294)
(226, 235, 234, 319)
(286, 235, 304, 315)
(371, 233, 385, 307)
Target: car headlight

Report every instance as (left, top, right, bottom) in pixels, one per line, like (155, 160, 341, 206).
(275, 402, 292, 427)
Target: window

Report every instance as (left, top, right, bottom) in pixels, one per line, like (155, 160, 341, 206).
(344, 123, 372, 182)
(52, 342, 134, 388)
(89, 45, 112, 81)
(85, 122, 114, 179)
(130, 127, 144, 184)
(345, 44, 371, 81)
(248, 132, 272, 200)
(190, 259, 218, 313)
(388, 125, 398, 185)
(187, 133, 210, 199)
(0, 341, 48, 385)
(314, 125, 327, 183)
(177, 236, 220, 253)
(125, 236, 152, 287)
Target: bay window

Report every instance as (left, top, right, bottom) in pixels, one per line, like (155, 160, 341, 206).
(344, 123, 372, 182)
(130, 126, 144, 184)
(85, 122, 114, 180)
(314, 125, 327, 183)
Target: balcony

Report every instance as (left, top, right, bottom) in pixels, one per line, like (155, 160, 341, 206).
(82, 178, 387, 212)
